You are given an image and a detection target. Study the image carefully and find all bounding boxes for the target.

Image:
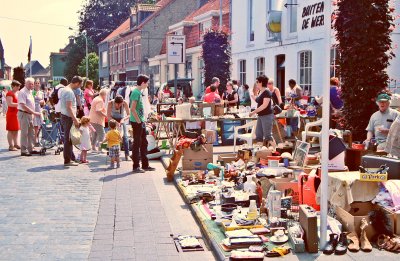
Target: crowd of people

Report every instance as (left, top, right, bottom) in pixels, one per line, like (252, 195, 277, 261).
(2, 75, 155, 173)
(2, 72, 398, 171)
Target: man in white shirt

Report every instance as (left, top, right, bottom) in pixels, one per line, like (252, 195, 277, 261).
(18, 78, 42, 156)
(59, 76, 83, 166)
(53, 78, 68, 114)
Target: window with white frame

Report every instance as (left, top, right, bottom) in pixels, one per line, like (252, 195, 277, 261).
(288, 0, 297, 33)
(330, 47, 339, 78)
(118, 44, 122, 64)
(109, 50, 112, 66)
(239, 60, 247, 85)
(113, 46, 117, 65)
(165, 65, 169, 81)
(125, 43, 129, 62)
(102, 51, 108, 68)
(199, 20, 212, 41)
(299, 50, 312, 95)
(255, 57, 265, 77)
(185, 56, 192, 78)
(249, 0, 255, 42)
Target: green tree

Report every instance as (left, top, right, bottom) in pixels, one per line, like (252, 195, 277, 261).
(201, 28, 231, 92)
(78, 0, 137, 44)
(64, 35, 96, 82)
(334, 0, 395, 140)
(78, 52, 100, 88)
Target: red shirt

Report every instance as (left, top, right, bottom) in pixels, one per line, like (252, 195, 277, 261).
(205, 86, 211, 94)
(163, 88, 173, 98)
(204, 92, 221, 104)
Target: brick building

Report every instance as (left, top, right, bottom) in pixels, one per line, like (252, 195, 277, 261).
(148, 0, 231, 98)
(99, 0, 198, 95)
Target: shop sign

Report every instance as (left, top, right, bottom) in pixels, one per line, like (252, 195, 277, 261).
(301, 1, 325, 30)
(359, 172, 388, 182)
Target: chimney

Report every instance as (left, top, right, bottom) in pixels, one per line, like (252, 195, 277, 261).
(69, 36, 74, 45)
(130, 6, 137, 29)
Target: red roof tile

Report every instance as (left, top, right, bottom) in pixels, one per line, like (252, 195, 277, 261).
(159, 0, 230, 55)
(184, 0, 230, 22)
(101, 18, 130, 43)
(101, 0, 172, 43)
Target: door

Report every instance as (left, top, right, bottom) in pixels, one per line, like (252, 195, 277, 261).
(276, 54, 286, 95)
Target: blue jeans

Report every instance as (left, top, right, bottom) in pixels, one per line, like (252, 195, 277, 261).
(256, 114, 274, 142)
(60, 114, 76, 163)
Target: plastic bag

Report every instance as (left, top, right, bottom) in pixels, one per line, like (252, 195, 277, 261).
(70, 125, 81, 145)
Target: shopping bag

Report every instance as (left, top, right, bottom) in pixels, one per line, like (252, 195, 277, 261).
(70, 125, 81, 145)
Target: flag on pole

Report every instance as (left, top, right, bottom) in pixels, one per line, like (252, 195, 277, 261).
(27, 36, 32, 62)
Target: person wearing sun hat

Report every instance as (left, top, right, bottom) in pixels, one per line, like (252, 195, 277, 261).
(365, 93, 400, 150)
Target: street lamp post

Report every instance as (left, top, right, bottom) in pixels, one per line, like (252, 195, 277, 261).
(83, 30, 88, 79)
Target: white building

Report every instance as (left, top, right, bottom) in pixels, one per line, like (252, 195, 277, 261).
(231, 0, 400, 96)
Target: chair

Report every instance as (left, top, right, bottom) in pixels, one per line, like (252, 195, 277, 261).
(301, 119, 323, 143)
(233, 120, 257, 152)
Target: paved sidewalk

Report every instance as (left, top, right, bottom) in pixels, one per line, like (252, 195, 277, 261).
(0, 119, 104, 260)
(0, 116, 215, 261)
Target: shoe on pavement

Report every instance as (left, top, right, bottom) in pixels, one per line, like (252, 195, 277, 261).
(64, 162, 79, 166)
(132, 167, 145, 173)
(30, 150, 40, 155)
(21, 152, 32, 156)
(9, 146, 18, 151)
(143, 166, 156, 171)
(14, 145, 21, 149)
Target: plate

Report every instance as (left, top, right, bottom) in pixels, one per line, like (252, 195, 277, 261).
(270, 235, 289, 244)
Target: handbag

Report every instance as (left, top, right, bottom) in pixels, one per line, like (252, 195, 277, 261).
(273, 104, 282, 115)
(70, 125, 81, 145)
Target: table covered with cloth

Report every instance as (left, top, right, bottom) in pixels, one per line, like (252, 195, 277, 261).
(317, 171, 380, 209)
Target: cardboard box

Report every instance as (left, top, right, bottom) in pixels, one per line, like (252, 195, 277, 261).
(183, 144, 213, 160)
(199, 103, 215, 117)
(383, 207, 400, 236)
(218, 153, 237, 165)
(215, 105, 225, 116)
(182, 158, 213, 171)
(270, 178, 300, 203)
(335, 202, 395, 240)
(202, 129, 217, 144)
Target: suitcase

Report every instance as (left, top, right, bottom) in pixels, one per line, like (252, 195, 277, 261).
(299, 205, 318, 253)
(361, 155, 400, 180)
(298, 173, 321, 211)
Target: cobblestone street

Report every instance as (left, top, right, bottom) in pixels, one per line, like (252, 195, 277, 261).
(0, 117, 214, 261)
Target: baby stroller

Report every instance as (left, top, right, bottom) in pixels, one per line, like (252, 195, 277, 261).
(39, 110, 64, 155)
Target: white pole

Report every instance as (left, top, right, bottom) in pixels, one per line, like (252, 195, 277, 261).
(30, 36, 32, 78)
(219, 0, 223, 28)
(320, 0, 332, 248)
(85, 33, 88, 79)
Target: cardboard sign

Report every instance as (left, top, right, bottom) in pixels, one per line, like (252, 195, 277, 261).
(359, 172, 388, 182)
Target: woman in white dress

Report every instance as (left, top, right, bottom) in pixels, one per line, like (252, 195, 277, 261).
(33, 80, 45, 145)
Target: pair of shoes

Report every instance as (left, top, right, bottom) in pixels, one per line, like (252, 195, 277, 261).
(30, 150, 40, 155)
(323, 233, 347, 255)
(142, 166, 156, 171)
(21, 152, 32, 156)
(132, 167, 145, 173)
(9, 146, 17, 151)
(377, 234, 400, 252)
(64, 161, 79, 166)
(358, 218, 373, 252)
(14, 145, 21, 149)
(80, 160, 89, 164)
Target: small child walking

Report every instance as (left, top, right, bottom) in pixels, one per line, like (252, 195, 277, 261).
(104, 119, 122, 168)
(79, 116, 91, 163)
